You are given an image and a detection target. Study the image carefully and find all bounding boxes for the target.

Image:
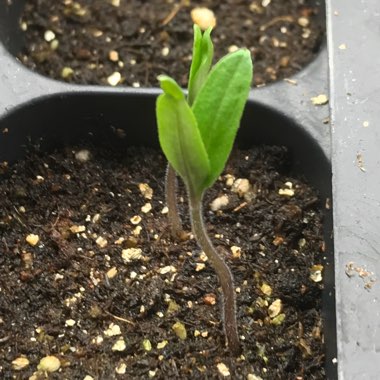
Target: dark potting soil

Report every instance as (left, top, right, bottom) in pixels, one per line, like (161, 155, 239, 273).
(18, 0, 324, 87)
(0, 144, 326, 379)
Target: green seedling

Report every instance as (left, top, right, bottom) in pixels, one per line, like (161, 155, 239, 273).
(156, 25, 253, 354)
(165, 25, 214, 239)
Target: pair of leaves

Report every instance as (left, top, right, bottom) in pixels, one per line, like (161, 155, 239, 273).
(156, 34, 252, 199)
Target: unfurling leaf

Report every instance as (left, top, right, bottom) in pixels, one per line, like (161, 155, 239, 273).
(188, 25, 214, 105)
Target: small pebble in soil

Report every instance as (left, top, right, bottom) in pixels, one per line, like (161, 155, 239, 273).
(278, 187, 295, 196)
(65, 319, 76, 327)
(70, 225, 86, 234)
(270, 313, 286, 326)
(95, 236, 108, 248)
(75, 149, 91, 162)
(210, 194, 229, 211)
(107, 72, 121, 86)
(231, 178, 251, 197)
(44, 30, 55, 42)
(159, 265, 176, 275)
(138, 183, 153, 199)
(142, 339, 152, 351)
(26, 234, 39, 246)
(161, 46, 170, 57)
(115, 362, 127, 374)
(141, 202, 152, 213)
(106, 267, 118, 279)
(37, 356, 61, 372)
(108, 50, 119, 62)
(61, 67, 74, 79)
(228, 45, 239, 53)
(172, 321, 187, 340)
(298, 17, 310, 27)
(199, 251, 208, 262)
(157, 340, 168, 349)
(104, 323, 121, 337)
(247, 374, 263, 380)
(195, 263, 206, 272)
(203, 293, 216, 305)
(11, 357, 30, 370)
(260, 283, 273, 296)
(268, 299, 283, 318)
(230, 245, 242, 259)
(112, 337, 126, 352)
(130, 215, 142, 225)
(310, 264, 324, 282)
(224, 174, 235, 187)
(217, 362, 231, 377)
(132, 226, 142, 236)
(92, 335, 104, 345)
(122, 248, 143, 262)
(114, 237, 124, 244)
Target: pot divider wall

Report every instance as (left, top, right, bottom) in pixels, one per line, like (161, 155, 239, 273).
(327, 0, 380, 379)
(0, 1, 340, 378)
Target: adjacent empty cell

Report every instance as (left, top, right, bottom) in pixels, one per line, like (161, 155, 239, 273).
(0, 0, 326, 87)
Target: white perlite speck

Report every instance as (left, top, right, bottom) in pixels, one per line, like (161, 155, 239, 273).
(26, 234, 39, 246)
(217, 362, 230, 377)
(159, 265, 177, 274)
(37, 356, 61, 372)
(231, 178, 251, 197)
(44, 30, 56, 42)
(12, 357, 30, 370)
(112, 338, 126, 351)
(75, 149, 91, 162)
(115, 363, 127, 374)
(107, 72, 121, 86)
(210, 195, 229, 211)
(130, 215, 142, 225)
(96, 236, 108, 248)
(122, 248, 143, 262)
(104, 323, 121, 337)
(141, 203, 152, 213)
(65, 319, 76, 327)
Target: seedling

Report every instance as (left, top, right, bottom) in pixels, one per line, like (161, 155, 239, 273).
(165, 26, 214, 239)
(156, 25, 253, 354)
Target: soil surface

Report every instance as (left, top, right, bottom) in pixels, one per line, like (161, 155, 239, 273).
(18, 0, 324, 87)
(0, 144, 326, 379)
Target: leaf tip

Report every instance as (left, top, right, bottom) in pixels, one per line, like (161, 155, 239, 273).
(158, 75, 184, 100)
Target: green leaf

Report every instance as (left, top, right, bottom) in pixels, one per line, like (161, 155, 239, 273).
(188, 25, 214, 106)
(192, 49, 253, 189)
(158, 75, 184, 100)
(156, 76, 210, 197)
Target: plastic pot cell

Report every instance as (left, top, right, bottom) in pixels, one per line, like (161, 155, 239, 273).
(0, 1, 340, 379)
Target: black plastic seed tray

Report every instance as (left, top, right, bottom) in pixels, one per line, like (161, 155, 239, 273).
(5, 1, 375, 378)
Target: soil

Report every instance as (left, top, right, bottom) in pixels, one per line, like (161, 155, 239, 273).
(0, 144, 326, 379)
(18, 0, 324, 87)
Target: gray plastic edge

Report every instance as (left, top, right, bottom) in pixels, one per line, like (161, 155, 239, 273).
(327, 1, 380, 379)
